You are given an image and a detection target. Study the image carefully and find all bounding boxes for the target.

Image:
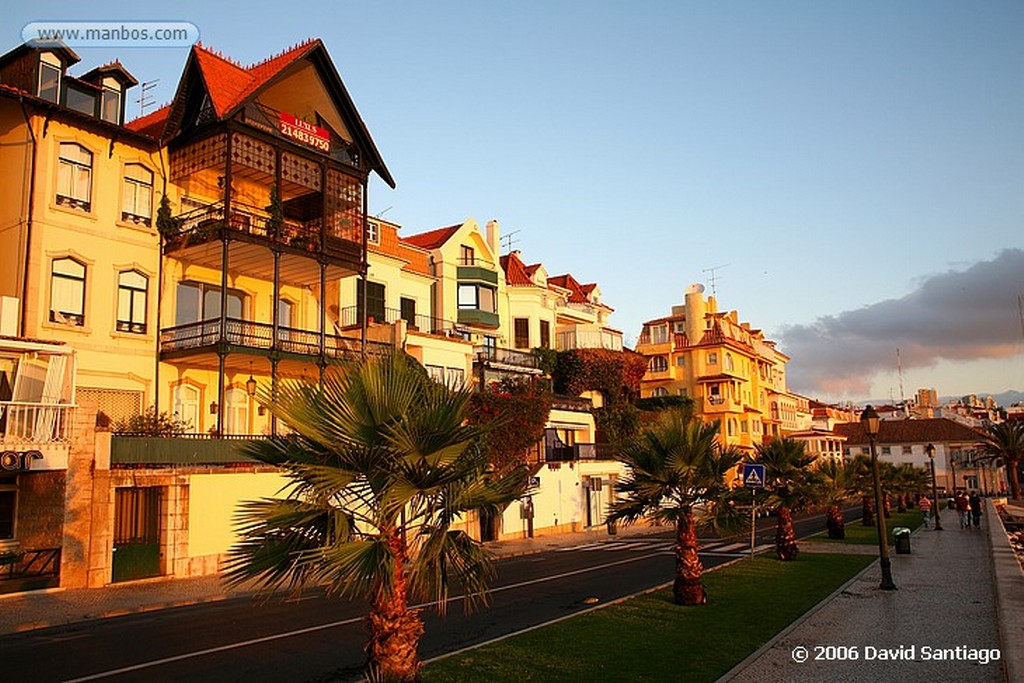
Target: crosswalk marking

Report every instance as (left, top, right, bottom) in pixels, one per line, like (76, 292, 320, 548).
(553, 539, 773, 555)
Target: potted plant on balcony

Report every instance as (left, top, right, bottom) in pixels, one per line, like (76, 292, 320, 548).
(156, 195, 181, 240)
(265, 184, 284, 240)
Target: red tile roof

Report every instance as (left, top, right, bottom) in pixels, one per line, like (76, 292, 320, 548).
(403, 224, 461, 250)
(125, 39, 320, 136)
(125, 104, 171, 138)
(500, 252, 534, 286)
(833, 419, 985, 445)
(548, 274, 588, 303)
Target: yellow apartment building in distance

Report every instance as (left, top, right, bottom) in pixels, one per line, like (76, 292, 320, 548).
(635, 283, 796, 455)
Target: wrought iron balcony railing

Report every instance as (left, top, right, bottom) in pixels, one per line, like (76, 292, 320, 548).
(160, 318, 390, 359)
(544, 442, 614, 463)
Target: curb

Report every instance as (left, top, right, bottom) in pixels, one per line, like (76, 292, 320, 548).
(986, 498, 1022, 683)
(715, 555, 881, 682)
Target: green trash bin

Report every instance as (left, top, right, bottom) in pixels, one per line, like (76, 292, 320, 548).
(893, 527, 911, 554)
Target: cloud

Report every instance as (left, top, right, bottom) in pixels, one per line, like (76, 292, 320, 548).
(779, 249, 1024, 396)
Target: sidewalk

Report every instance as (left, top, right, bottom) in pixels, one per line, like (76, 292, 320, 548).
(723, 510, 1006, 683)
(0, 522, 669, 637)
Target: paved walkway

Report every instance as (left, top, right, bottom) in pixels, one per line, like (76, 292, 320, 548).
(0, 522, 669, 636)
(724, 510, 1005, 683)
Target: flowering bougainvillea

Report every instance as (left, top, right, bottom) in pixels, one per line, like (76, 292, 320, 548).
(553, 348, 647, 403)
(468, 376, 552, 473)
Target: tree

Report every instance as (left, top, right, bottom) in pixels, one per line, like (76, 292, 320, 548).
(983, 421, 1024, 500)
(467, 376, 550, 474)
(113, 406, 191, 435)
(755, 438, 817, 561)
(607, 411, 744, 605)
(848, 455, 876, 526)
(817, 459, 855, 539)
(224, 352, 527, 682)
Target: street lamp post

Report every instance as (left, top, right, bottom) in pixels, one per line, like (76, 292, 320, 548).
(861, 405, 897, 590)
(926, 443, 943, 531)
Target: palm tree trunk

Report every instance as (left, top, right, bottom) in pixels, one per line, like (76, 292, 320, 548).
(673, 512, 706, 605)
(775, 507, 799, 560)
(896, 495, 906, 513)
(861, 496, 874, 526)
(883, 492, 892, 518)
(826, 505, 846, 539)
(1008, 459, 1022, 500)
(365, 533, 424, 682)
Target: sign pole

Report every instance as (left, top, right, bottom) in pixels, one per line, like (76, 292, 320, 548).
(750, 487, 756, 559)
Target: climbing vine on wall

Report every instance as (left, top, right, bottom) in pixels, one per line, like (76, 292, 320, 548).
(468, 377, 552, 474)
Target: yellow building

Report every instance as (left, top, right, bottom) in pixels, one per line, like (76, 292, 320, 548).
(636, 283, 796, 454)
(0, 38, 398, 587)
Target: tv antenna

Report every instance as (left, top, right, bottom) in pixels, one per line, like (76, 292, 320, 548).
(374, 206, 393, 219)
(137, 79, 159, 117)
(702, 263, 730, 299)
(501, 229, 521, 254)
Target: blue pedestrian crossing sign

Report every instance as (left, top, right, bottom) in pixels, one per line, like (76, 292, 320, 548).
(742, 463, 766, 488)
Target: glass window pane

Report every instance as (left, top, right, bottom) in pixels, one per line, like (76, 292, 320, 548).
(74, 166, 91, 202)
(53, 258, 85, 278)
(131, 290, 147, 324)
(175, 283, 200, 325)
(117, 288, 131, 321)
(101, 89, 120, 123)
(39, 63, 60, 103)
(119, 271, 146, 289)
(458, 284, 476, 308)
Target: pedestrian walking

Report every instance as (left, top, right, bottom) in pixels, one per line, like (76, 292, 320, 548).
(918, 494, 932, 528)
(969, 491, 982, 529)
(955, 491, 970, 529)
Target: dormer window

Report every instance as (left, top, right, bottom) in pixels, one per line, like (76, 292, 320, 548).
(101, 86, 121, 124)
(38, 60, 61, 103)
(366, 221, 379, 244)
(65, 83, 97, 116)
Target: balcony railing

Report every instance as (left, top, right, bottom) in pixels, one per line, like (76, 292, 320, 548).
(544, 442, 615, 463)
(338, 306, 459, 337)
(0, 402, 75, 444)
(168, 201, 356, 261)
(551, 395, 594, 413)
(160, 318, 390, 359)
(474, 345, 539, 370)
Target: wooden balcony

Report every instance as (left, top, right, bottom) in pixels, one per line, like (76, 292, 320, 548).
(163, 201, 362, 283)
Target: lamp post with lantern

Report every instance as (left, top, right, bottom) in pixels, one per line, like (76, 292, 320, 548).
(861, 405, 897, 590)
(926, 443, 943, 531)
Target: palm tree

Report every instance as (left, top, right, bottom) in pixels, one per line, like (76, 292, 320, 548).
(983, 421, 1024, 500)
(755, 438, 817, 561)
(889, 463, 928, 512)
(848, 455, 875, 526)
(607, 411, 744, 605)
(817, 459, 855, 539)
(224, 352, 527, 682)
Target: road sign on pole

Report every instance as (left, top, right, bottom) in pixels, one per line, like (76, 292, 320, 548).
(742, 463, 766, 488)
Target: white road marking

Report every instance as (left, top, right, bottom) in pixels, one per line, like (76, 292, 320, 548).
(62, 549, 672, 682)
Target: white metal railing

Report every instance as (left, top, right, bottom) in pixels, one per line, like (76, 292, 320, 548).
(0, 402, 75, 444)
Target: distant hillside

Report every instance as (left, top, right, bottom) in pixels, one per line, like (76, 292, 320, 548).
(939, 390, 1024, 407)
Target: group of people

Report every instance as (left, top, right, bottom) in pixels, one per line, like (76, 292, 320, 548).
(917, 490, 982, 529)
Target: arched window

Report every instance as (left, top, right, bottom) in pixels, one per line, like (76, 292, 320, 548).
(117, 270, 148, 333)
(724, 353, 734, 372)
(50, 257, 86, 325)
(649, 356, 668, 373)
(57, 143, 92, 210)
(223, 387, 249, 436)
(122, 164, 153, 225)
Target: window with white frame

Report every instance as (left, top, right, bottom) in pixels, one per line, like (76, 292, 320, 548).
(446, 367, 466, 388)
(675, 355, 685, 367)
(425, 365, 445, 384)
(650, 324, 669, 344)
(649, 355, 668, 373)
(173, 384, 200, 433)
(708, 352, 718, 365)
(57, 142, 92, 211)
(652, 387, 669, 398)
(50, 257, 86, 325)
(101, 86, 121, 124)
(116, 270, 148, 334)
(122, 164, 153, 226)
(38, 61, 61, 103)
(366, 221, 379, 244)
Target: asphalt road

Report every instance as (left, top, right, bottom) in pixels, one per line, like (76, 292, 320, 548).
(0, 507, 857, 683)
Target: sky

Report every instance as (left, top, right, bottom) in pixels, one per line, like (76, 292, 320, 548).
(8, 1, 1023, 404)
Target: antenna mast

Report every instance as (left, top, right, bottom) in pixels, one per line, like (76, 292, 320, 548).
(501, 229, 521, 255)
(137, 79, 159, 117)
(702, 263, 730, 299)
(897, 348, 906, 412)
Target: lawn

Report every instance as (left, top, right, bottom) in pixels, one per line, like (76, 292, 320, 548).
(422, 552, 874, 682)
(809, 509, 924, 545)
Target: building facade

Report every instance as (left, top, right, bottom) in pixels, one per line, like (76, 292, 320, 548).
(635, 283, 796, 454)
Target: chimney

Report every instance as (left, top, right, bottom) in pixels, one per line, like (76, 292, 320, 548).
(485, 219, 500, 256)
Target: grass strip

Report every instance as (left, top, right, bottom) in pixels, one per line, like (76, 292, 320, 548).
(422, 552, 874, 682)
(809, 510, 923, 545)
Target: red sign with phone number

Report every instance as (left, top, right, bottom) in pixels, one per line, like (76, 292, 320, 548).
(279, 112, 330, 152)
